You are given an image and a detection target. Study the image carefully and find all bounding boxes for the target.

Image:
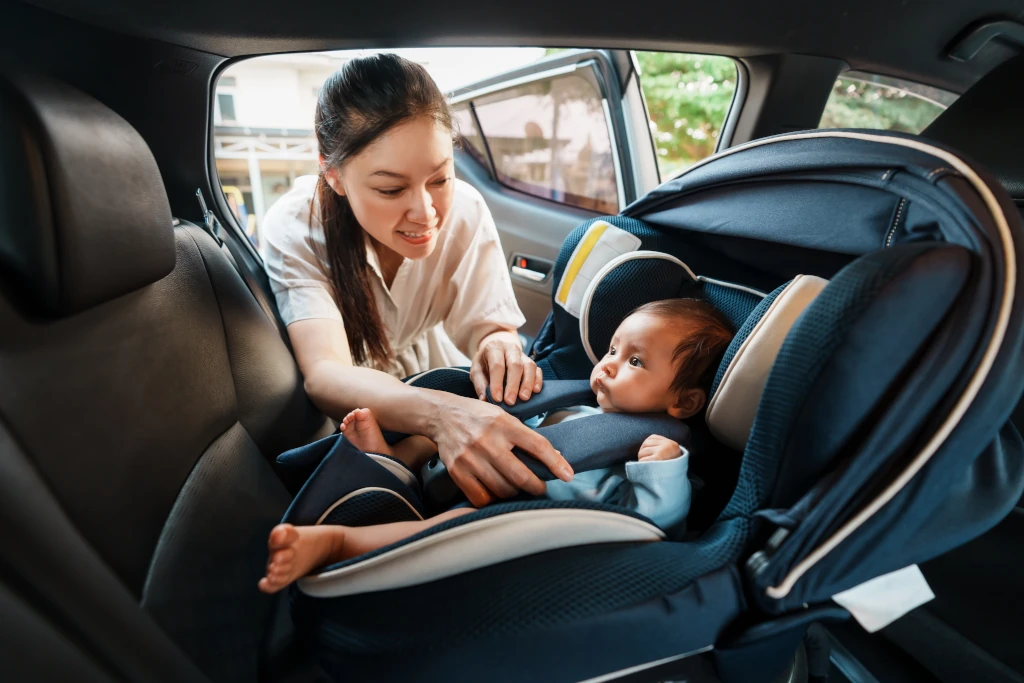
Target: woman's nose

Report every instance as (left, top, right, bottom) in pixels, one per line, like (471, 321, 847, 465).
(406, 187, 437, 225)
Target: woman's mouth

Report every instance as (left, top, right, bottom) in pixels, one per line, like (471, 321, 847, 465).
(396, 228, 436, 245)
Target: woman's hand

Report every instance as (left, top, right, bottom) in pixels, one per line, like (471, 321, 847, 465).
(428, 394, 573, 507)
(471, 330, 543, 405)
(638, 435, 684, 462)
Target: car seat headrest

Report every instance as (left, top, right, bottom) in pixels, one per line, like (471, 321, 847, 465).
(578, 248, 765, 365)
(0, 69, 174, 317)
(922, 53, 1024, 202)
(706, 275, 829, 452)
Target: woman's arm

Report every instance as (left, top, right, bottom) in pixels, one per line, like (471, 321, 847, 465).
(288, 318, 573, 506)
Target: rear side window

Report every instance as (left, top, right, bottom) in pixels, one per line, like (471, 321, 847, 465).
(454, 67, 621, 214)
(633, 52, 737, 179)
(818, 71, 957, 134)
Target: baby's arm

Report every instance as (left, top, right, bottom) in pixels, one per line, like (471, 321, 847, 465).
(622, 436, 691, 533)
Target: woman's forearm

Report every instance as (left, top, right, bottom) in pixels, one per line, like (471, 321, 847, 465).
(304, 359, 443, 436)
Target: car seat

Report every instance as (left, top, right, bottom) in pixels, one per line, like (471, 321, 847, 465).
(274, 129, 1024, 683)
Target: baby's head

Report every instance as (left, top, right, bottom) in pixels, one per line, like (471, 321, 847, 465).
(590, 298, 734, 419)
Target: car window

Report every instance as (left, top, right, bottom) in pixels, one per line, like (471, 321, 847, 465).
(633, 52, 737, 179)
(213, 48, 547, 250)
(454, 68, 621, 214)
(818, 71, 958, 134)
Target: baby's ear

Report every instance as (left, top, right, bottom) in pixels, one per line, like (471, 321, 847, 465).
(668, 388, 706, 419)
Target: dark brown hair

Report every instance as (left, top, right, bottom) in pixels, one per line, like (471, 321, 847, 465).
(312, 53, 454, 367)
(630, 298, 735, 400)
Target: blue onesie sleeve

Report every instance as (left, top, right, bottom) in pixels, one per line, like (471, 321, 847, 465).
(544, 446, 691, 537)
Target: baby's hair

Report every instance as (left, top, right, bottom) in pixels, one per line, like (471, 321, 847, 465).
(629, 298, 735, 401)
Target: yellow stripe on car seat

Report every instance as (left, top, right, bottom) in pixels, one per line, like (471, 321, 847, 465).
(557, 222, 609, 305)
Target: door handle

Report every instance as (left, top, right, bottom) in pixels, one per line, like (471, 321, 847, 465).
(510, 254, 553, 284)
(512, 265, 547, 282)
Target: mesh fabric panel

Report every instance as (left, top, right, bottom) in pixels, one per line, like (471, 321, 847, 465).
(701, 281, 766, 329)
(721, 248, 926, 522)
(320, 490, 422, 527)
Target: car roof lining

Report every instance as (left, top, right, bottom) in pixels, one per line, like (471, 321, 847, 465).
(16, 0, 1024, 93)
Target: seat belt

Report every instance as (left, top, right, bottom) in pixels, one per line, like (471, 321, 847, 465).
(193, 190, 289, 341)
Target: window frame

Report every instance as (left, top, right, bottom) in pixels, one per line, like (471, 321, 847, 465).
(450, 57, 630, 214)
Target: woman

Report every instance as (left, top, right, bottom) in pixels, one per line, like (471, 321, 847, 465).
(261, 53, 572, 506)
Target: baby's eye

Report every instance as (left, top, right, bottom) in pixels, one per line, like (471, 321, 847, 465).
(608, 346, 617, 356)
(629, 356, 644, 368)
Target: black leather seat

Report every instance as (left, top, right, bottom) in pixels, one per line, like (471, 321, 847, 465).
(0, 70, 332, 681)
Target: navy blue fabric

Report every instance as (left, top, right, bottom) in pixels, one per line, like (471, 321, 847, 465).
(304, 566, 744, 683)
(485, 379, 596, 420)
(281, 436, 424, 526)
(701, 281, 766, 330)
(754, 263, 1024, 610)
(582, 256, 699, 363)
(319, 490, 421, 527)
(516, 411, 691, 481)
(771, 245, 971, 507)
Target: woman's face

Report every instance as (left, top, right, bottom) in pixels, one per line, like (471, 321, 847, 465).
(325, 116, 455, 261)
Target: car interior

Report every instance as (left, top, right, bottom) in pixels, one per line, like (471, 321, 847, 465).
(2, 0, 1023, 682)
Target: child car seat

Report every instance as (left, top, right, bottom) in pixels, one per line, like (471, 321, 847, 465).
(275, 130, 1024, 683)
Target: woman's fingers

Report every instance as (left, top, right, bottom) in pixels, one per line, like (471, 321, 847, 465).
(447, 464, 493, 508)
(469, 361, 489, 401)
(518, 358, 538, 401)
(507, 422, 573, 484)
(486, 344, 507, 403)
(503, 344, 525, 404)
(466, 454, 519, 499)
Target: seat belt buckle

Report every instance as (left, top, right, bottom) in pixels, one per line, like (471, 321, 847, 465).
(195, 188, 223, 246)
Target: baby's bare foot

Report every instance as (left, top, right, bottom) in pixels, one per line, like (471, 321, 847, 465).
(340, 408, 392, 455)
(258, 524, 344, 594)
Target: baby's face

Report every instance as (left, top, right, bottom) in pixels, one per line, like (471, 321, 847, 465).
(589, 312, 686, 414)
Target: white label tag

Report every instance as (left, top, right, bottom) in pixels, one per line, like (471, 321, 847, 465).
(832, 564, 935, 633)
(555, 221, 641, 318)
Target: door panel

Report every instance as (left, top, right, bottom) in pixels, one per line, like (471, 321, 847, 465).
(455, 153, 595, 337)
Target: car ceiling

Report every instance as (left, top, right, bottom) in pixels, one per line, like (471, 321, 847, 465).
(18, 0, 1024, 92)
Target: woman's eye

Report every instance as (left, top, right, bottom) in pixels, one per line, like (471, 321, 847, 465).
(433, 177, 450, 186)
(377, 188, 403, 197)
(629, 356, 643, 368)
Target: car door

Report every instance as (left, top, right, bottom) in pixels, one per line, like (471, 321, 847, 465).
(448, 49, 660, 342)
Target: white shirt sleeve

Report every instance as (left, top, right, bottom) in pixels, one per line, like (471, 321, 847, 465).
(260, 177, 344, 326)
(440, 183, 526, 356)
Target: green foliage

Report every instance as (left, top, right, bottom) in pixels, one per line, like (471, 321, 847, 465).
(818, 78, 946, 133)
(634, 52, 736, 178)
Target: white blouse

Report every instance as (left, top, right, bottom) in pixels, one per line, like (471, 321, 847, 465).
(261, 175, 526, 378)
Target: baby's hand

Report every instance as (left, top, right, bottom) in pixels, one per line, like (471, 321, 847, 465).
(638, 435, 683, 462)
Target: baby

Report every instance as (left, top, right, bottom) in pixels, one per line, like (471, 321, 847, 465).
(259, 298, 733, 594)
